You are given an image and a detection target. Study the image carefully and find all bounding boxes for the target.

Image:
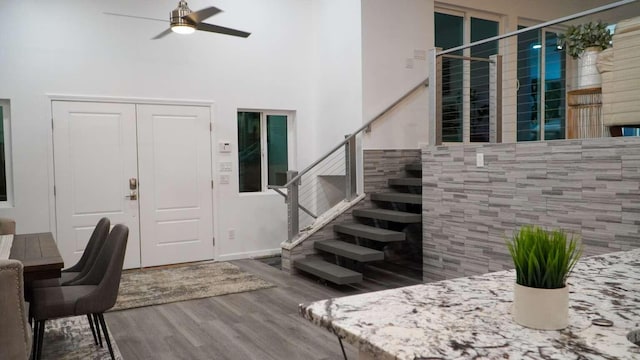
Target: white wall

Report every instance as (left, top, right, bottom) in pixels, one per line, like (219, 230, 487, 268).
(0, 0, 322, 261)
(361, 0, 433, 149)
(311, 0, 362, 153)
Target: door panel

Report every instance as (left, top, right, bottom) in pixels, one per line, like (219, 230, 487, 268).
(137, 104, 213, 267)
(52, 101, 141, 269)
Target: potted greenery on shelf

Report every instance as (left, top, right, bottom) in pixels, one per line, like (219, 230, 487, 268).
(507, 225, 583, 330)
(558, 21, 613, 88)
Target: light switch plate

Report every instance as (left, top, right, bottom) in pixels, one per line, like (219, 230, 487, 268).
(476, 153, 484, 167)
(219, 162, 232, 172)
(219, 175, 230, 184)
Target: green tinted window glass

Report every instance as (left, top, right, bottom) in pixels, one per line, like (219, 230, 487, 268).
(544, 31, 565, 140)
(238, 112, 261, 192)
(435, 12, 464, 142)
(470, 17, 499, 142)
(0, 106, 6, 201)
(266, 115, 288, 186)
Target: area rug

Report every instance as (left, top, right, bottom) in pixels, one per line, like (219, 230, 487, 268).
(42, 316, 122, 360)
(111, 261, 275, 311)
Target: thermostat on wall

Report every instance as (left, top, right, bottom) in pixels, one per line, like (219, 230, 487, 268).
(219, 141, 232, 153)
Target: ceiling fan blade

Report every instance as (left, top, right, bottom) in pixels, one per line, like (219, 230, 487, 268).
(183, 6, 222, 24)
(196, 23, 251, 38)
(152, 28, 174, 40)
(104, 12, 168, 23)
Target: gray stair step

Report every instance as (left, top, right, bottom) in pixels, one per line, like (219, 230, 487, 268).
(315, 240, 384, 262)
(405, 163, 422, 172)
(389, 178, 421, 187)
(353, 208, 421, 223)
(294, 258, 362, 285)
(334, 223, 405, 242)
(371, 192, 422, 205)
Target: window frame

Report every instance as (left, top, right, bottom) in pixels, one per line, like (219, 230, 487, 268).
(237, 109, 295, 193)
(0, 99, 14, 207)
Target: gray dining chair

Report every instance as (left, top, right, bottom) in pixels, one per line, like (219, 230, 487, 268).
(0, 259, 32, 360)
(30, 224, 128, 360)
(31, 217, 111, 288)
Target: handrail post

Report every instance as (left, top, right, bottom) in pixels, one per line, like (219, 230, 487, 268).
(429, 48, 443, 146)
(489, 54, 502, 143)
(286, 170, 299, 242)
(344, 135, 357, 201)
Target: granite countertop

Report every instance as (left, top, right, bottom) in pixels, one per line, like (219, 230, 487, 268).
(300, 249, 640, 359)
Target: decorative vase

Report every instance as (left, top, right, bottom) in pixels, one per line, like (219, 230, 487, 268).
(513, 283, 569, 330)
(577, 47, 602, 88)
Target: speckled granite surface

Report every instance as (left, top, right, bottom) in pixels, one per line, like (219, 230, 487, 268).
(301, 249, 640, 359)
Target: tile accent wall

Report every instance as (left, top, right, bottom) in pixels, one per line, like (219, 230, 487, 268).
(282, 149, 421, 273)
(422, 137, 640, 282)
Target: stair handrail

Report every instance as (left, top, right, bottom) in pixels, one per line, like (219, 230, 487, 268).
(269, 77, 429, 191)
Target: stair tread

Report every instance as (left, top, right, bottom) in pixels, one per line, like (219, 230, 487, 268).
(389, 178, 421, 186)
(294, 258, 362, 284)
(315, 240, 384, 262)
(371, 192, 422, 204)
(334, 223, 405, 242)
(353, 208, 421, 223)
(405, 163, 422, 172)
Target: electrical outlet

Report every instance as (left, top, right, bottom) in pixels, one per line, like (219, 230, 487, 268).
(414, 49, 426, 60)
(228, 229, 235, 240)
(219, 175, 230, 184)
(476, 153, 484, 167)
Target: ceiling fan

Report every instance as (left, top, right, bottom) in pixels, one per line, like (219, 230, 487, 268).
(105, 0, 251, 39)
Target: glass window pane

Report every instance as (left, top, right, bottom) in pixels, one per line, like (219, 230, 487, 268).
(238, 111, 261, 192)
(266, 115, 288, 186)
(470, 17, 499, 142)
(0, 105, 6, 201)
(517, 26, 542, 141)
(435, 12, 464, 142)
(544, 31, 566, 140)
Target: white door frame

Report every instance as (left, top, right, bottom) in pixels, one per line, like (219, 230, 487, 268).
(47, 94, 216, 265)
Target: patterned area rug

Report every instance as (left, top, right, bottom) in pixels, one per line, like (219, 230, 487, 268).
(111, 261, 275, 311)
(42, 316, 122, 360)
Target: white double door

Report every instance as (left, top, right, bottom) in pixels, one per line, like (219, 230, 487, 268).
(52, 101, 214, 269)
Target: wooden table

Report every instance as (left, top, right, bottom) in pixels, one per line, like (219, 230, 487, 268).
(9, 232, 64, 282)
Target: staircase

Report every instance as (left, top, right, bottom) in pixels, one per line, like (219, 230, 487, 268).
(294, 162, 422, 284)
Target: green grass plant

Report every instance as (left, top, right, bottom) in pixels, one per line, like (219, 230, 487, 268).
(507, 225, 582, 289)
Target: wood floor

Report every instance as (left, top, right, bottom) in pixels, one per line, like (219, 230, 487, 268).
(104, 259, 421, 360)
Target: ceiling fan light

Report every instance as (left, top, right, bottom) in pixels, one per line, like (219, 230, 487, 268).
(171, 24, 196, 34)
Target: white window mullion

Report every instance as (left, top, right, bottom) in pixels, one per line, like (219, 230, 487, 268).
(260, 112, 268, 191)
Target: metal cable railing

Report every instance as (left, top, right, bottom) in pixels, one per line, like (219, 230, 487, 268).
(429, 0, 639, 145)
(270, 77, 429, 242)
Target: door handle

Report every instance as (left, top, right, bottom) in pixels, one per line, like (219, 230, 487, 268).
(125, 191, 137, 200)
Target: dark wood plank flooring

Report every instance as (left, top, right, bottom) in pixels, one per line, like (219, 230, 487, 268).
(105, 259, 421, 360)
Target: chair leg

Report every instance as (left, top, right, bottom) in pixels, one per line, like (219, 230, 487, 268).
(36, 320, 45, 360)
(93, 313, 103, 347)
(87, 314, 98, 345)
(31, 320, 38, 360)
(97, 313, 116, 360)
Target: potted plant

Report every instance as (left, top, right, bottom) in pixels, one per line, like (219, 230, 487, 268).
(558, 21, 613, 88)
(507, 225, 582, 330)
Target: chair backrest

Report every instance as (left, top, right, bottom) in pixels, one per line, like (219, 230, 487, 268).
(75, 224, 128, 314)
(64, 217, 110, 277)
(0, 260, 32, 360)
(0, 217, 16, 235)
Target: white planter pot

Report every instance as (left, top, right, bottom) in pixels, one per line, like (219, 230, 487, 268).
(577, 47, 602, 88)
(513, 283, 569, 330)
